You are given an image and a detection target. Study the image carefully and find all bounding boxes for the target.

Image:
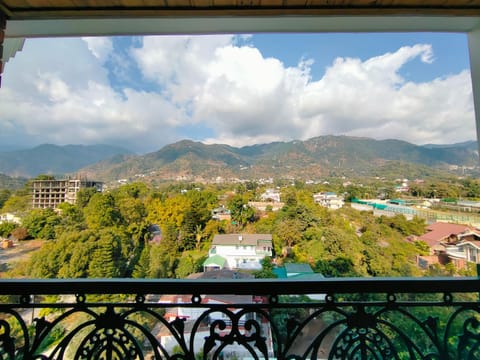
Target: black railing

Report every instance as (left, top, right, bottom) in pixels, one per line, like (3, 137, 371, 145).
(0, 278, 479, 359)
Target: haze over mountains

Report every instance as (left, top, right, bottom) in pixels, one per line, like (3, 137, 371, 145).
(0, 136, 476, 182)
(0, 144, 133, 178)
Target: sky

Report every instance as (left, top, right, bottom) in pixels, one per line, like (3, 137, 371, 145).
(0, 33, 475, 154)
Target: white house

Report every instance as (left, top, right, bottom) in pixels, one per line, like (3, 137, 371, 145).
(0, 213, 21, 224)
(260, 189, 281, 203)
(313, 192, 344, 210)
(204, 234, 273, 271)
(445, 240, 480, 267)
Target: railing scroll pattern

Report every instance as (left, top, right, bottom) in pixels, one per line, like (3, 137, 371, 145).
(0, 278, 479, 359)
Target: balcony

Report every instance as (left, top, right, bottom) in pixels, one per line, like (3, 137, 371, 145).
(0, 277, 479, 359)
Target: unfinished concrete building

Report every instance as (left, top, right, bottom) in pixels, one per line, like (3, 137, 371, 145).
(32, 179, 102, 209)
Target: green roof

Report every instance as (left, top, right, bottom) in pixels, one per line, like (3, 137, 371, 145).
(203, 255, 226, 268)
(272, 267, 287, 279)
(284, 263, 314, 274)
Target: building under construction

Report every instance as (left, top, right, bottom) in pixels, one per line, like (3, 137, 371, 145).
(32, 178, 103, 209)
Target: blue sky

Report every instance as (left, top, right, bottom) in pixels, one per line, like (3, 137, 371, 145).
(0, 33, 474, 154)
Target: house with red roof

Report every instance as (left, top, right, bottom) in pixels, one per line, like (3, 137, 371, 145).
(417, 222, 480, 269)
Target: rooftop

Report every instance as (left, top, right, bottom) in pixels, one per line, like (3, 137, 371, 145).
(418, 222, 473, 246)
(212, 233, 272, 246)
(2, 0, 480, 20)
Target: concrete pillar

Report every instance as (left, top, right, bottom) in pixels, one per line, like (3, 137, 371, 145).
(468, 29, 480, 157)
(0, 11, 5, 87)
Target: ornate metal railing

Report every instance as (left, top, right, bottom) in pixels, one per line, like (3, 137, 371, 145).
(0, 277, 479, 359)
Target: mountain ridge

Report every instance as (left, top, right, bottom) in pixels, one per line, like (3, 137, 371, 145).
(0, 137, 476, 181)
(79, 136, 479, 182)
(0, 144, 133, 178)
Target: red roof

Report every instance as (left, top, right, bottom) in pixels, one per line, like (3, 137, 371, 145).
(418, 222, 472, 247)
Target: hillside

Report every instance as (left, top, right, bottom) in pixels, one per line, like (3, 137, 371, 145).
(0, 144, 133, 178)
(0, 173, 28, 190)
(80, 136, 479, 182)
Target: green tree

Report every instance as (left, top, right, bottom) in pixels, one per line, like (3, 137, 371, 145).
(274, 218, 303, 247)
(33, 174, 56, 180)
(132, 244, 151, 278)
(175, 251, 207, 278)
(88, 231, 123, 278)
(22, 208, 61, 240)
(253, 257, 277, 278)
(55, 202, 86, 235)
(112, 183, 149, 224)
(229, 195, 255, 226)
(76, 187, 98, 209)
(0, 189, 12, 209)
(315, 257, 358, 277)
(84, 193, 124, 229)
(1, 193, 31, 213)
(0, 221, 16, 237)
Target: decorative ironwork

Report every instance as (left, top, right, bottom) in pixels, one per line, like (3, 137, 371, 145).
(0, 278, 479, 359)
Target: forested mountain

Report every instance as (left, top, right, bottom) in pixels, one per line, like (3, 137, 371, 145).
(0, 173, 27, 190)
(81, 136, 479, 182)
(0, 144, 133, 177)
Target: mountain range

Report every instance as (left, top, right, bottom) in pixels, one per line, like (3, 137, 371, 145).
(79, 136, 479, 182)
(0, 144, 133, 178)
(0, 137, 477, 182)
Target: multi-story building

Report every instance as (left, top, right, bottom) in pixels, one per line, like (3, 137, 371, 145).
(32, 178, 103, 209)
(204, 233, 273, 271)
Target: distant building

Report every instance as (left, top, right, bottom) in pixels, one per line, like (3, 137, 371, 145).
(0, 212, 21, 224)
(248, 201, 285, 212)
(32, 178, 103, 209)
(147, 224, 162, 243)
(204, 233, 273, 271)
(260, 189, 281, 203)
(313, 192, 344, 209)
(417, 222, 480, 269)
(211, 206, 231, 221)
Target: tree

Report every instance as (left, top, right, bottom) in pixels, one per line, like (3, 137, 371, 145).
(22, 208, 61, 240)
(274, 218, 303, 247)
(88, 232, 122, 278)
(315, 257, 358, 277)
(148, 243, 178, 278)
(84, 193, 124, 229)
(33, 174, 56, 180)
(112, 183, 149, 224)
(229, 195, 255, 226)
(344, 185, 362, 202)
(253, 257, 277, 278)
(175, 251, 207, 278)
(56, 202, 86, 235)
(0, 222, 16, 237)
(1, 193, 31, 213)
(76, 187, 98, 209)
(132, 244, 151, 278)
(0, 189, 12, 209)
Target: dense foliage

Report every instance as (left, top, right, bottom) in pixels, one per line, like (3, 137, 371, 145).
(3, 175, 480, 279)
(0, 179, 441, 279)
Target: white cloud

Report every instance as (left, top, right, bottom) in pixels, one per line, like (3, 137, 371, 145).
(0, 38, 185, 152)
(134, 38, 472, 147)
(82, 37, 113, 64)
(0, 36, 474, 154)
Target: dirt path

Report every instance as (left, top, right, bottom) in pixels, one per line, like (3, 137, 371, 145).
(0, 239, 44, 274)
